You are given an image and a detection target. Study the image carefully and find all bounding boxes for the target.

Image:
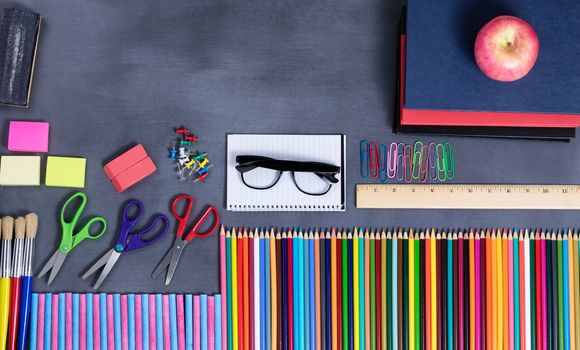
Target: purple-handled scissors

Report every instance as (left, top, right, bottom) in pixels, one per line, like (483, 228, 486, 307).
(82, 200, 169, 289)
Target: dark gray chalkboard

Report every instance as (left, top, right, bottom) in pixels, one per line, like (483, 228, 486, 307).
(1, 0, 579, 294)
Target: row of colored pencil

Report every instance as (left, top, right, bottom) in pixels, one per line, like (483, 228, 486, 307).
(220, 227, 580, 350)
(28, 293, 222, 350)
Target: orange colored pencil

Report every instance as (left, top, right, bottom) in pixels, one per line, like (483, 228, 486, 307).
(315, 230, 321, 350)
(469, 230, 476, 350)
(331, 229, 338, 350)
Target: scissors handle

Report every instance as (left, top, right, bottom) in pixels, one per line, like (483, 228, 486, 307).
(59, 192, 107, 253)
(123, 215, 169, 252)
(171, 195, 195, 238)
(183, 206, 219, 242)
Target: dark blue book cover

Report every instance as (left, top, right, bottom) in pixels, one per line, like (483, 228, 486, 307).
(404, 0, 580, 127)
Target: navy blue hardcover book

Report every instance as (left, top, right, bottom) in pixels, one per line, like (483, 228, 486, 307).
(403, 0, 580, 128)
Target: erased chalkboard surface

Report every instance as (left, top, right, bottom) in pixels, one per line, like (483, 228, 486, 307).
(0, 8, 41, 107)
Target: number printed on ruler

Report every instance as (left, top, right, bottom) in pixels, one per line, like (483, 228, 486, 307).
(356, 184, 580, 210)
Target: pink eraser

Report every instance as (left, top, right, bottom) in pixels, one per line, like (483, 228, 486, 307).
(7, 121, 49, 152)
(111, 156, 156, 193)
(103, 144, 148, 180)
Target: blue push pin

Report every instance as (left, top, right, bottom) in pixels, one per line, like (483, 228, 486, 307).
(169, 147, 177, 160)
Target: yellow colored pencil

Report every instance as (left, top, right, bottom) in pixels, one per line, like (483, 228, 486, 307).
(353, 229, 360, 350)
(231, 229, 239, 350)
(430, 230, 437, 350)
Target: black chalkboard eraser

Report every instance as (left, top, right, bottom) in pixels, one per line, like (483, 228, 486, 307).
(0, 8, 41, 107)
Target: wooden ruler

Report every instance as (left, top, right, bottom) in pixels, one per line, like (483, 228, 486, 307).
(356, 184, 580, 209)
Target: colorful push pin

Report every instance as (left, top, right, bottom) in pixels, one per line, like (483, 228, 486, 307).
(180, 139, 191, 146)
(184, 134, 198, 142)
(184, 159, 196, 169)
(193, 172, 209, 183)
(175, 127, 189, 135)
(197, 166, 211, 176)
(198, 158, 209, 168)
(169, 147, 177, 160)
(193, 153, 207, 161)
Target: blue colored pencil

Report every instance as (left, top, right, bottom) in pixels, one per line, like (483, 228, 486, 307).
(325, 236, 332, 350)
(87, 293, 93, 350)
(359, 233, 365, 350)
(155, 294, 163, 350)
(348, 237, 354, 350)
(186, 294, 193, 350)
(281, 236, 288, 350)
(100, 293, 107, 350)
(45, 293, 52, 350)
(114, 294, 121, 350)
(73, 294, 79, 350)
(215, 295, 222, 350)
(310, 234, 316, 350)
(297, 231, 306, 349)
(514, 235, 520, 350)
(129, 294, 136, 350)
(563, 235, 570, 350)
(59, 293, 65, 350)
(265, 234, 272, 350)
(30, 293, 38, 350)
(201, 294, 208, 350)
(447, 238, 453, 349)
(304, 233, 310, 350)
(142, 294, 150, 350)
(169, 294, 177, 350)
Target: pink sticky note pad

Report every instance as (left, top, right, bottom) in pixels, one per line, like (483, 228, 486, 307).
(7, 121, 49, 152)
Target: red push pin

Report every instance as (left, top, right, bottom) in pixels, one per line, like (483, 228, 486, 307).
(184, 134, 198, 142)
(193, 172, 209, 183)
(175, 127, 189, 135)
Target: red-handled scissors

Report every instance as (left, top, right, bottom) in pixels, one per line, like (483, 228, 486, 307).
(151, 194, 219, 285)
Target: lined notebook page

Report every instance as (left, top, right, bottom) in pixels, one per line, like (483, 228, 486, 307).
(227, 134, 345, 211)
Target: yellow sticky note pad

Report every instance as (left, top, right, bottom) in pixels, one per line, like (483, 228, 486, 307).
(0, 156, 41, 186)
(45, 156, 86, 188)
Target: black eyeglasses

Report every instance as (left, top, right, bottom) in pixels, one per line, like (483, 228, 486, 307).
(235, 155, 340, 196)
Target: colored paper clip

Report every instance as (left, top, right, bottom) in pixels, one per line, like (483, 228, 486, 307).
(428, 142, 438, 181)
(411, 141, 423, 180)
(395, 143, 405, 181)
(436, 143, 447, 181)
(378, 143, 388, 182)
(369, 141, 379, 179)
(443, 142, 454, 180)
(360, 140, 369, 178)
(403, 143, 413, 183)
(387, 142, 397, 179)
(418, 145, 430, 182)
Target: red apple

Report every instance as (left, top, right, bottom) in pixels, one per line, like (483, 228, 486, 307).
(474, 16, 539, 82)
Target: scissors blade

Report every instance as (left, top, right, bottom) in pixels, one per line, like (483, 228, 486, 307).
(37, 250, 59, 279)
(165, 239, 189, 285)
(47, 252, 67, 285)
(151, 248, 174, 280)
(82, 249, 115, 280)
(92, 251, 121, 290)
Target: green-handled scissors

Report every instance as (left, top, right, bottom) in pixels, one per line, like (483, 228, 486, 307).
(38, 191, 107, 284)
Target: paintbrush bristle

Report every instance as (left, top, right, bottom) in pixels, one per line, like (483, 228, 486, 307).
(25, 213, 38, 239)
(1, 216, 14, 240)
(14, 216, 25, 239)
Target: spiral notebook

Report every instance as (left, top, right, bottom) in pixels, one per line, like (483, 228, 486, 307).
(227, 134, 346, 211)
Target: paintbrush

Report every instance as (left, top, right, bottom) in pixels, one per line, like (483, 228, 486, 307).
(16, 213, 37, 350)
(7, 217, 24, 350)
(0, 216, 14, 350)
